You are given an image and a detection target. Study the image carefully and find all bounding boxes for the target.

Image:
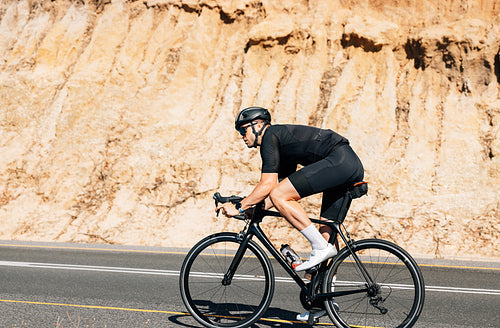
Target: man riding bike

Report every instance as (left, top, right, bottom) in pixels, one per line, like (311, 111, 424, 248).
(216, 106, 364, 272)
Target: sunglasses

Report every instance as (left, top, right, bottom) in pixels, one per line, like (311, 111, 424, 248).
(238, 123, 254, 136)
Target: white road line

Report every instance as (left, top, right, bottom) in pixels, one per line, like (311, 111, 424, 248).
(0, 260, 179, 276)
(1, 261, 499, 296)
(425, 285, 500, 295)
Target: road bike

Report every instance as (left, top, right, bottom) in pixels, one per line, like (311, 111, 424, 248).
(179, 182, 425, 327)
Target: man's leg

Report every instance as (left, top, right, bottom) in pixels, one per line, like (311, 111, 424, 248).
(319, 220, 333, 242)
(319, 220, 340, 250)
(268, 178, 311, 230)
(269, 178, 336, 271)
(319, 189, 346, 250)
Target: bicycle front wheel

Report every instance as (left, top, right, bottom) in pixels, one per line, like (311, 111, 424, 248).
(179, 232, 274, 328)
(323, 239, 425, 328)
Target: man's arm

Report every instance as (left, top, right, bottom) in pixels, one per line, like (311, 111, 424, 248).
(240, 172, 278, 210)
(215, 172, 277, 217)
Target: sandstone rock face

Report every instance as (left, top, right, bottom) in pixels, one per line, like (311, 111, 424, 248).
(0, 0, 498, 259)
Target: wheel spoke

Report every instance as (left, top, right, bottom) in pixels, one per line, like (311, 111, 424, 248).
(180, 234, 274, 328)
(324, 240, 424, 328)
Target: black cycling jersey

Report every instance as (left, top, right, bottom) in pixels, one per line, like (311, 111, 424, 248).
(260, 124, 348, 179)
(259, 124, 364, 220)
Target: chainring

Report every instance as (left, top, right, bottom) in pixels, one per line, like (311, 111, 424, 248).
(299, 283, 325, 311)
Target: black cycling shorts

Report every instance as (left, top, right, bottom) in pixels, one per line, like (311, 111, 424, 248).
(287, 144, 364, 220)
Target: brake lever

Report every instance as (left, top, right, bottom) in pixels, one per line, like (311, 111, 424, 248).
(213, 192, 221, 216)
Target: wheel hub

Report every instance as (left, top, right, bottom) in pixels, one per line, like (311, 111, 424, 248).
(367, 283, 380, 297)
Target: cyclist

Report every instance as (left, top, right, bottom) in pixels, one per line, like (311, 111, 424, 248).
(216, 106, 364, 272)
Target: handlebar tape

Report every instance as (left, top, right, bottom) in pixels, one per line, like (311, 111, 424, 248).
(213, 192, 244, 204)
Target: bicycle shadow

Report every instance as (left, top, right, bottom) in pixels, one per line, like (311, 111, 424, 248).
(169, 306, 315, 327)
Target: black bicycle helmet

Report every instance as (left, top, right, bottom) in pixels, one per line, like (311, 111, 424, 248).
(235, 107, 271, 130)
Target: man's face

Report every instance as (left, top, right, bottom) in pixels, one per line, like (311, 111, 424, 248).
(239, 122, 256, 148)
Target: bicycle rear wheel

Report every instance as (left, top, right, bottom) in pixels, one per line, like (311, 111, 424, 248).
(323, 239, 425, 328)
(179, 232, 274, 328)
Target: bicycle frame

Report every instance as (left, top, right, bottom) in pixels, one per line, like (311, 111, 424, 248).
(223, 212, 309, 293)
(223, 208, 374, 303)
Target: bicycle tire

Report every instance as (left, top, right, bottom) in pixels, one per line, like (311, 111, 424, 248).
(179, 232, 275, 328)
(323, 239, 425, 328)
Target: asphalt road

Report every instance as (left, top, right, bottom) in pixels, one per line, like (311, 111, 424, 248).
(0, 240, 498, 328)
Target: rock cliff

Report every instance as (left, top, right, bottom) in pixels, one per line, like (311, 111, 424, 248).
(0, 0, 499, 259)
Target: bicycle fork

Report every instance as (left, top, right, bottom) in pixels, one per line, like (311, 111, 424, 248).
(221, 231, 251, 286)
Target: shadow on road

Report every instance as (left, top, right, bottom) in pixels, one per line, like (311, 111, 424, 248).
(168, 306, 320, 327)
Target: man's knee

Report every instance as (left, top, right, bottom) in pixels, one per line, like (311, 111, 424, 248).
(268, 186, 282, 205)
(269, 182, 300, 205)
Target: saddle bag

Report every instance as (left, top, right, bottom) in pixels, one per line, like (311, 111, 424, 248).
(349, 182, 368, 199)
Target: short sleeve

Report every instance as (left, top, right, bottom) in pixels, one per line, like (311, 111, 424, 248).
(260, 130, 280, 173)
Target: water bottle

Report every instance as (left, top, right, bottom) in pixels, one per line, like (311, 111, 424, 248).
(280, 244, 303, 269)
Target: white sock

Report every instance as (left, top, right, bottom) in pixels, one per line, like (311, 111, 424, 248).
(300, 224, 328, 250)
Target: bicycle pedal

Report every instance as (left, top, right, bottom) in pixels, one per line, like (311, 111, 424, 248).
(297, 310, 326, 325)
(304, 266, 318, 279)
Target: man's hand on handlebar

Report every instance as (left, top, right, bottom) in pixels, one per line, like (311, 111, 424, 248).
(212, 192, 274, 219)
(215, 202, 241, 217)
